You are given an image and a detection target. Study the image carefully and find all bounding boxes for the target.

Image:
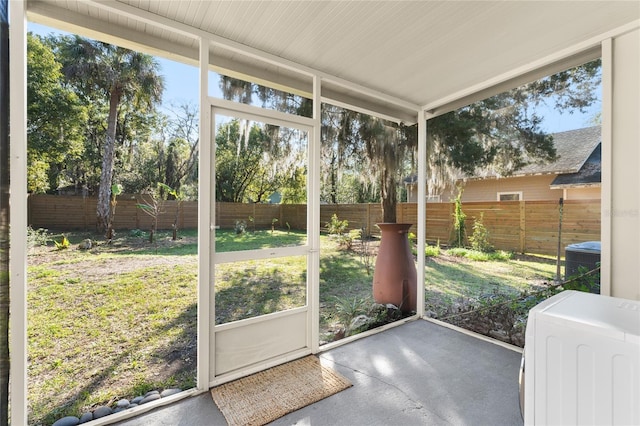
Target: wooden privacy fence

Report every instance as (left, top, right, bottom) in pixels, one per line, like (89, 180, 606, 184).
(28, 194, 199, 232)
(28, 195, 600, 256)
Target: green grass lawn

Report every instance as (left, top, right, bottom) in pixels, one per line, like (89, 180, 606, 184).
(424, 250, 557, 316)
(27, 228, 555, 425)
(28, 232, 199, 425)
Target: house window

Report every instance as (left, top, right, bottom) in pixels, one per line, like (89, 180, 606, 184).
(498, 191, 522, 201)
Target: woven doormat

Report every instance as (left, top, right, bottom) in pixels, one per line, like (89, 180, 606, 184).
(210, 355, 352, 426)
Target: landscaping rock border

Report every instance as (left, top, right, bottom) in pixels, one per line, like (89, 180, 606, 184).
(50, 388, 182, 426)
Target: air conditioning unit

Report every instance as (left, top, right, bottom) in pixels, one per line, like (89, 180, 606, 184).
(564, 241, 601, 286)
(521, 290, 640, 425)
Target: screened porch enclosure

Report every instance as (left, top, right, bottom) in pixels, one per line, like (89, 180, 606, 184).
(9, 1, 640, 424)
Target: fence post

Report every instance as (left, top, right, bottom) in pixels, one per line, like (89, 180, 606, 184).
(135, 197, 140, 230)
(252, 203, 256, 229)
(365, 203, 370, 236)
(448, 202, 454, 245)
(180, 201, 184, 230)
(519, 200, 526, 254)
(555, 198, 564, 283)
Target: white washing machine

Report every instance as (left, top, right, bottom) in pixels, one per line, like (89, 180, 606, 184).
(521, 290, 640, 425)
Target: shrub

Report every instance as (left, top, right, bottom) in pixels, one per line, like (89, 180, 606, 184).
(469, 212, 493, 253)
(488, 250, 513, 261)
(54, 235, 70, 250)
(451, 187, 466, 247)
(27, 226, 49, 250)
(234, 220, 246, 234)
(326, 214, 353, 248)
(564, 264, 600, 293)
(425, 244, 440, 257)
(326, 214, 348, 236)
(447, 247, 469, 258)
(129, 229, 146, 238)
(343, 229, 361, 250)
(332, 296, 404, 337)
(333, 296, 370, 331)
(406, 233, 440, 257)
(446, 247, 512, 261)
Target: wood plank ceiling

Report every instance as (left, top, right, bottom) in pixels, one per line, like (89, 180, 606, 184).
(27, 1, 640, 119)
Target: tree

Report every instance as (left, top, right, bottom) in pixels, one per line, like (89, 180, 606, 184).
(217, 76, 311, 204)
(335, 60, 601, 222)
(214, 116, 307, 204)
(215, 119, 272, 202)
(107, 102, 199, 199)
(27, 33, 86, 193)
(358, 117, 416, 223)
(322, 104, 417, 221)
(217, 60, 600, 222)
(58, 36, 164, 236)
(426, 60, 602, 195)
(162, 103, 199, 195)
(320, 104, 360, 203)
(219, 74, 312, 118)
(278, 166, 307, 204)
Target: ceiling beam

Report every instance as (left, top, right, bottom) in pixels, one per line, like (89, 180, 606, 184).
(28, 0, 420, 122)
(424, 19, 640, 118)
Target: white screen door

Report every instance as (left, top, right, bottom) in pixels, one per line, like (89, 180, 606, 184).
(210, 103, 314, 384)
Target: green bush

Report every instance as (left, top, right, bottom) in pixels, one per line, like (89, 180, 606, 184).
(451, 187, 466, 247)
(27, 226, 49, 250)
(234, 220, 247, 234)
(564, 264, 600, 293)
(447, 247, 512, 261)
(326, 214, 353, 248)
(54, 235, 70, 250)
(333, 296, 370, 331)
(129, 229, 146, 238)
(326, 214, 348, 235)
(469, 212, 493, 253)
(425, 244, 441, 257)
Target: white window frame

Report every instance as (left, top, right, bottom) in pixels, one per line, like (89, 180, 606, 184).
(497, 191, 523, 201)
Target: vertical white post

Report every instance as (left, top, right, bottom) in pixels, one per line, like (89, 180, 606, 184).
(309, 76, 321, 352)
(600, 38, 612, 297)
(197, 37, 212, 389)
(416, 111, 426, 318)
(9, 0, 28, 423)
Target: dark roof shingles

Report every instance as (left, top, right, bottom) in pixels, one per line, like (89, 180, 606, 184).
(468, 125, 601, 179)
(550, 142, 601, 187)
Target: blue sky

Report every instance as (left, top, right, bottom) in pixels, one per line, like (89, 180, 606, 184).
(536, 101, 600, 133)
(28, 22, 600, 134)
(28, 22, 203, 112)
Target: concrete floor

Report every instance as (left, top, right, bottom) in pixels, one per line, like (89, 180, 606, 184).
(116, 319, 524, 425)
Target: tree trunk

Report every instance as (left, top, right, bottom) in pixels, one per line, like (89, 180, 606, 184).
(0, 1, 9, 423)
(330, 152, 338, 204)
(96, 88, 121, 235)
(380, 159, 397, 223)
